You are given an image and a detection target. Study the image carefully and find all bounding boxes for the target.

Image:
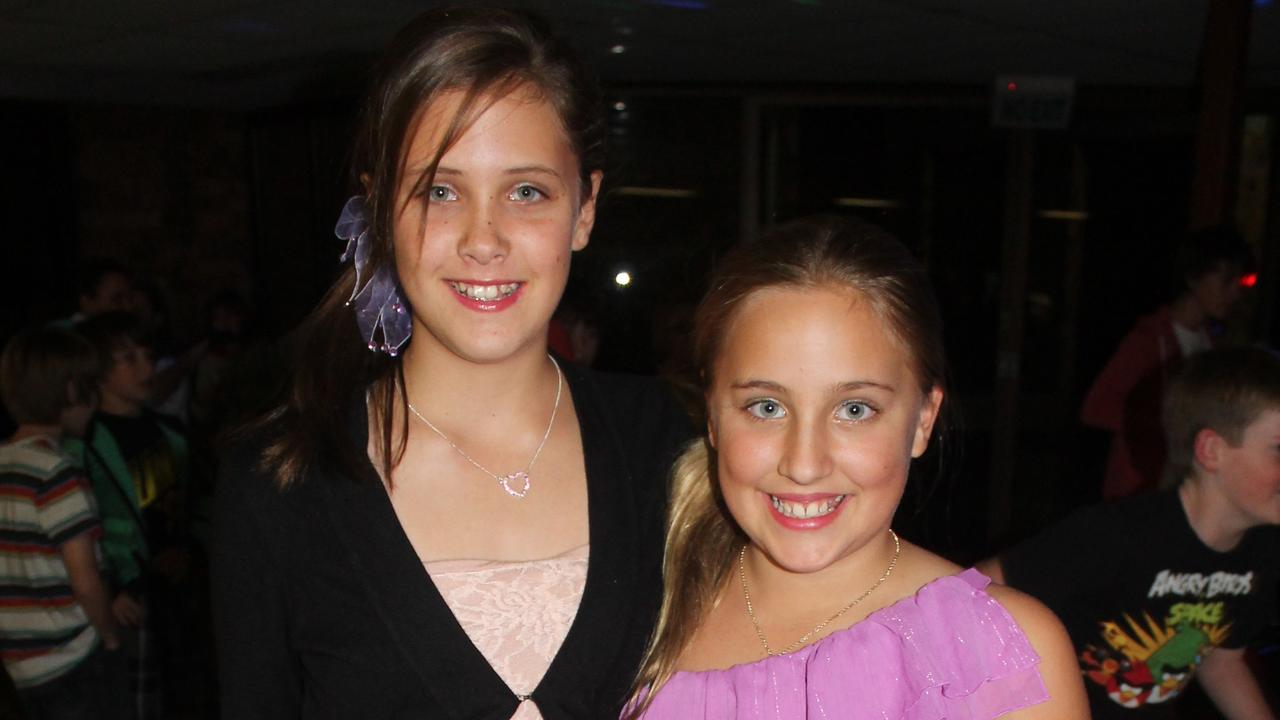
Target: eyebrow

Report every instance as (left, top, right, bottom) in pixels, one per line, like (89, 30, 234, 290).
(835, 380, 897, 393)
(417, 165, 563, 179)
(505, 165, 562, 179)
(730, 379, 786, 393)
(729, 379, 896, 393)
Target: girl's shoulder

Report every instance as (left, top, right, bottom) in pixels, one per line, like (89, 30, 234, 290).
(644, 565, 1053, 719)
(893, 542, 964, 587)
(980, 581, 1069, 641)
(892, 544, 1072, 675)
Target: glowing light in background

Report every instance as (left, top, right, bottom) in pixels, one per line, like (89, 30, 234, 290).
(609, 44, 627, 54)
(614, 271, 633, 287)
(1240, 272, 1258, 288)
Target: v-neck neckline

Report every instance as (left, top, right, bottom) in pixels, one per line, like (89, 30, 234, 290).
(321, 363, 641, 717)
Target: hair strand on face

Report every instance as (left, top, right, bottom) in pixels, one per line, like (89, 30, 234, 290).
(246, 6, 605, 490)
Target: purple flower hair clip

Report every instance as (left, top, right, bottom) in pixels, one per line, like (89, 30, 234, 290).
(335, 196, 412, 356)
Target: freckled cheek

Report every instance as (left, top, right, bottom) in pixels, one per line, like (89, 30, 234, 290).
(392, 221, 424, 265)
(397, 219, 457, 269)
(513, 218, 575, 251)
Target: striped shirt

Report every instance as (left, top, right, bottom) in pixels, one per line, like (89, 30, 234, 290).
(0, 435, 101, 688)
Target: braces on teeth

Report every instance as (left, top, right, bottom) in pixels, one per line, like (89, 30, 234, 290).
(452, 282, 519, 301)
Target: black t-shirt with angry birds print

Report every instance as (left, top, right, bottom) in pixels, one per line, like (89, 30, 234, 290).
(1000, 491, 1279, 719)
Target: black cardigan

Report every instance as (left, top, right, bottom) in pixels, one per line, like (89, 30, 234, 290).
(212, 364, 692, 719)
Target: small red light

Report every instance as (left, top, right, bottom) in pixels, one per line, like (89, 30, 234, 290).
(1240, 272, 1258, 288)
(1007, 82, 1017, 91)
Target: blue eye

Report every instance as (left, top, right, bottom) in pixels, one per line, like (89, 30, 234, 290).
(509, 184, 546, 202)
(428, 185, 458, 202)
(746, 399, 786, 420)
(836, 401, 876, 422)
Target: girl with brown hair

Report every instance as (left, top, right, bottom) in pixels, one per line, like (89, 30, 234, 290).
(212, 8, 690, 718)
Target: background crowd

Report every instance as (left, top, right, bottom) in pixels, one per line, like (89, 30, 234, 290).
(1, 2, 1279, 719)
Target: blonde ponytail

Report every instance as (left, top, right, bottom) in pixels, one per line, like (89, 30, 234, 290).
(626, 439, 741, 716)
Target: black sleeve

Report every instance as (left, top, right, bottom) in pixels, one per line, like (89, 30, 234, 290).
(588, 373, 696, 717)
(1224, 529, 1280, 649)
(998, 504, 1116, 611)
(211, 444, 302, 718)
(634, 379, 696, 558)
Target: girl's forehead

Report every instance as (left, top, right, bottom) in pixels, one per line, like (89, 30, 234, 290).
(401, 83, 562, 163)
(714, 285, 919, 384)
(724, 285, 873, 343)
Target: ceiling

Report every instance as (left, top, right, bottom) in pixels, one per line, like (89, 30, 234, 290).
(1, 0, 1277, 109)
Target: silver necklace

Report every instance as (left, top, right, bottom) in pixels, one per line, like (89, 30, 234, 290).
(739, 529, 900, 657)
(406, 356, 563, 499)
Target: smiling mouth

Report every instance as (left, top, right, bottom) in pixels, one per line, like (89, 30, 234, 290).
(449, 281, 521, 302)
(770, 495, 847, 520)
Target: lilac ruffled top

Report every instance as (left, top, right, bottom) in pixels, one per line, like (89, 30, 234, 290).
(637, 569, 1049, 719)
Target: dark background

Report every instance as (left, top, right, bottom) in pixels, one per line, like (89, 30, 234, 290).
(3, 2, 1280, 716)
(1, 0, 1278, 560)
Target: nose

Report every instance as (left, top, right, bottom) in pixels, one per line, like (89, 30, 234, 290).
(777, 417, 833, 485)
(457, 199, 508, 265)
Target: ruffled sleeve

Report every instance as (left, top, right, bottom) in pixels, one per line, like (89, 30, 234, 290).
(866, 568, 1050, 718)
(638, 569, 1049, 719)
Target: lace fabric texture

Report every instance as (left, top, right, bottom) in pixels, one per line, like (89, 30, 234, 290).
(426, 544, 589, 720)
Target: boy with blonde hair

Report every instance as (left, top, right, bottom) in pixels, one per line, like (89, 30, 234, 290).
(983, 346, 1280, 719)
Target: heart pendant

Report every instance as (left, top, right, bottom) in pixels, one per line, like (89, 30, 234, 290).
(499, 471, 531, 498)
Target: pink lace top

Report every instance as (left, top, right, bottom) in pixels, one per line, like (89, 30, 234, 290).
(425, 544, 589, 720)
(636, 569, 1049, 719)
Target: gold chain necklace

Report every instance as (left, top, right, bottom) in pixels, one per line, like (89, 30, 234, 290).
(738, 529, 900, 657)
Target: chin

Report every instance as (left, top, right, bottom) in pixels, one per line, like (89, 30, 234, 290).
(422, 325, 546, 365)
(757, 540, 846, 576)
(466, 338, 545, 364)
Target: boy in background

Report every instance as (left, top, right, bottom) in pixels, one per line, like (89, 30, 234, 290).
(0, 327, 124, 718)
(1080, 226, 1254, 499)
(67, 311, 193, 719)
(983, 346, 1280, 719)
